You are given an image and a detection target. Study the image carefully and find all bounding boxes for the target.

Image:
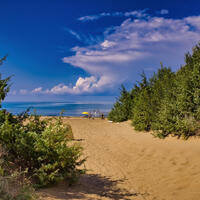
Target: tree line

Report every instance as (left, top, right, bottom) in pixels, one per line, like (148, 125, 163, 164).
(108, 43, 200, 139)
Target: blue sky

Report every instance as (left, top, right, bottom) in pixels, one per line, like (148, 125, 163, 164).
(0, 0, 200, 102)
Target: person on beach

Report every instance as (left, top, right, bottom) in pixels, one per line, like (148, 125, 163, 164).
(88, 113, 94, 119)
(88, 113, 91, 119)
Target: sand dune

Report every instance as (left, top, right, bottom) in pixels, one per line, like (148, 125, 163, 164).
(38, 118, 200, 200)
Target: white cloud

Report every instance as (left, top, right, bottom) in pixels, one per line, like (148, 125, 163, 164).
(159, 9, 169, 15)
(124, 10, 148, 18)
(78, 15, 102, 22)
(185, 16, 200, 30)
(101, 40, 116, 48)
(32, 76, 111, 95)
(45, 77, 99, 94)
(32, 14, 200, 95)
(61, 15, 200, 94)
(78, 12, 112, 22)
(32, 87, 43, 93)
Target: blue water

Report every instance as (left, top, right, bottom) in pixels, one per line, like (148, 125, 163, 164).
(1, 102, 113, 116)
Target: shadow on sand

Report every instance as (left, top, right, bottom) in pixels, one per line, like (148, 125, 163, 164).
(38, 173, 139, 200)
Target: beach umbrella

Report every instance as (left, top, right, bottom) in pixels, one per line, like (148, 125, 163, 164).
(82, 112, 89, 115)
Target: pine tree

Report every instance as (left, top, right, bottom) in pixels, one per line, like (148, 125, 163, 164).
(108, 85, 132, 122)
(132, 73, 152, 131)
(0, 56, 10, 107)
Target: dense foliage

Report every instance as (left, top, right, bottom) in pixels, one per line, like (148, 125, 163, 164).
(108, 43, 200, 139)
(108, 85, 133, 122)
(0, 56, 85, 199)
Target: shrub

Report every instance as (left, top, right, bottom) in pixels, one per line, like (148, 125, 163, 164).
(0, 55, 85, 192)
(0, 112, 84, 187)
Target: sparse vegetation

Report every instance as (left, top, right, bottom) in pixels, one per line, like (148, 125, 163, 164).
(108, 43, 200, 139)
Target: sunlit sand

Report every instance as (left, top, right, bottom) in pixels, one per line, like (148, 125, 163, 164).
(38, 118, 200, 200)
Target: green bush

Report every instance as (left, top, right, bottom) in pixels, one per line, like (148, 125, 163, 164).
(0, 56, 85, 189)
(0, 113, 84, 187)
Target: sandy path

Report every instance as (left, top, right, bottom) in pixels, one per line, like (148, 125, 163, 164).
(39, 118, 200, 200)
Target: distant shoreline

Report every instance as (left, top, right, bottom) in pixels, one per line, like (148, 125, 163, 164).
(2, 101, 113, 117)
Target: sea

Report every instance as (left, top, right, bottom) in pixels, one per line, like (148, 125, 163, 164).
(1, 102, 113, 117)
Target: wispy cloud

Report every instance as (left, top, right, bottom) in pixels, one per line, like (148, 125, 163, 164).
(32, 14, 200, 95)
(78, 9, 148, 22)
(124, 9, 149, 17)
(78, 9, 170, 22)
(78, 12, 111, 21)
(63, 27, 81, 40)
(63, 27, 103, 45)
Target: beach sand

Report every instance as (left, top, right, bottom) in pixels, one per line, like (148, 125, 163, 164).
(38, 118, 200, 200)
